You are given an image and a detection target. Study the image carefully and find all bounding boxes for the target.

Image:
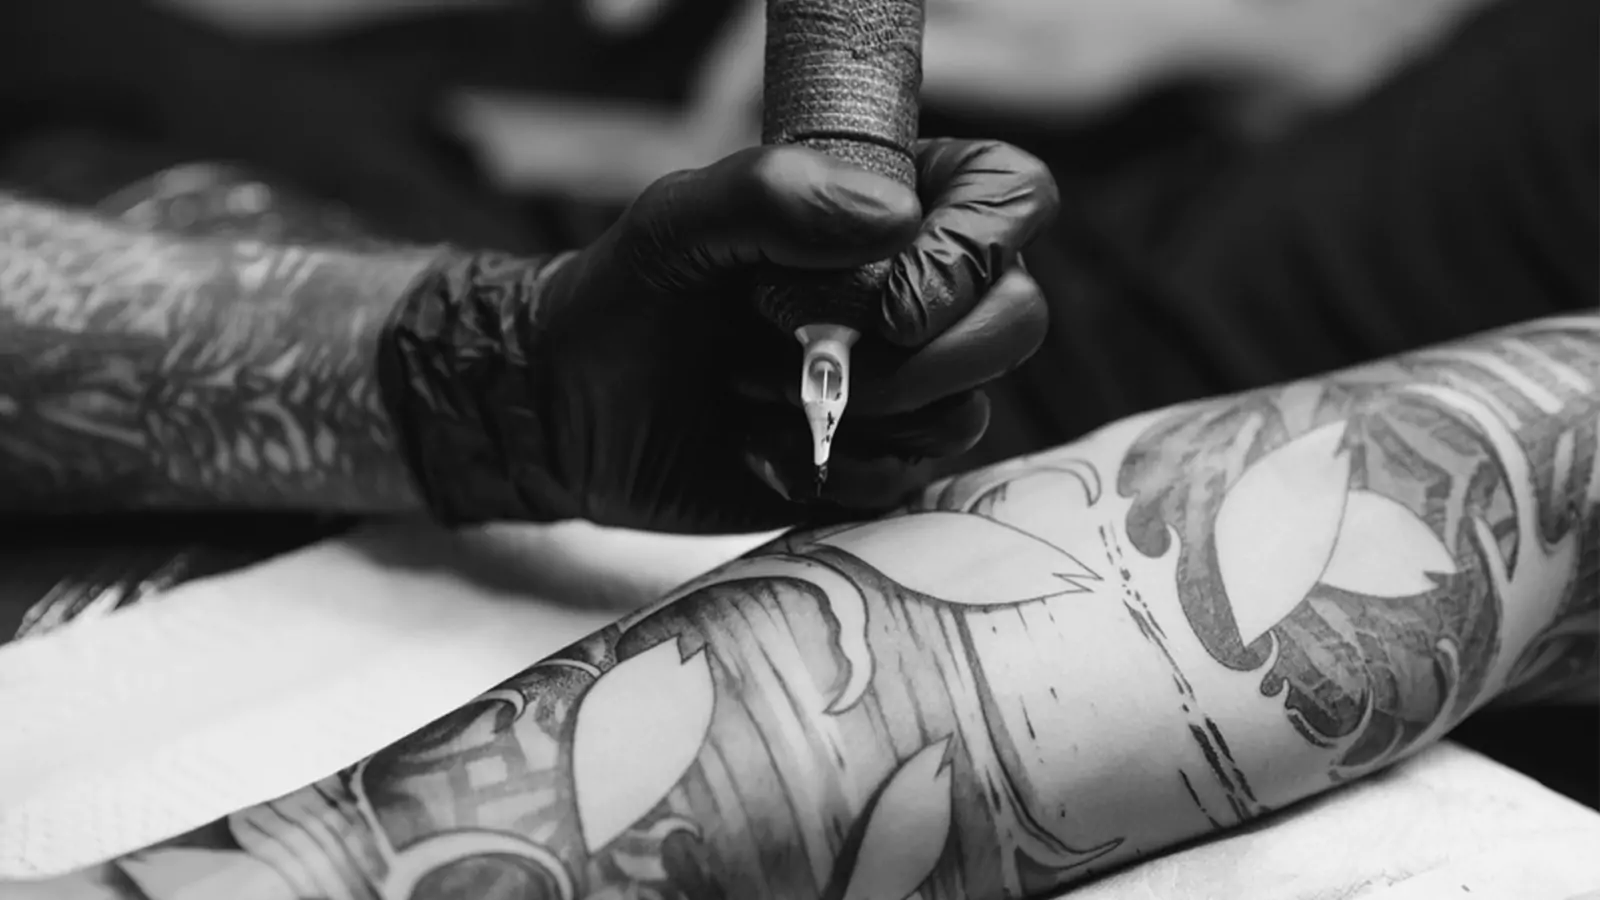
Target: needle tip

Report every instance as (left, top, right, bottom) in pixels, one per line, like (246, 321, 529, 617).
(796, 324, 857, 487)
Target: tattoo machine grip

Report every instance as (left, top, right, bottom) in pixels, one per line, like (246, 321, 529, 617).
(755, 0, 925, 335)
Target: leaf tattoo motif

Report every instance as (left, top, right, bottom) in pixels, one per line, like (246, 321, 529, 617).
(1214, 421, 1459, 647)
(1214, 422, 1352, 647)
(1321, 490, 1458, 597)
(572, 639, 716, 854)
(816, 512, 1101, 606)
(835, 738, 955, 900)
(1118, 319, 1600, 775)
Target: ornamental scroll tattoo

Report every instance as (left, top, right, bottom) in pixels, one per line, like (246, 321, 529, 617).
(20, 317, 1597, 900)
(1118, 316, 1599, 767)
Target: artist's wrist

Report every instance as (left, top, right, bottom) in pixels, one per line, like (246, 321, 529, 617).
(376, 248, 584, 525)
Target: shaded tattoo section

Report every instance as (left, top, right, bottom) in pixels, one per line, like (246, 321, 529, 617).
(3, 166, 373, 647)
(1116, 317, 1599, 775)
(1438, 325, 1600, 705)
(21, 451, 1278, 900)
(0, 183, 425, 514)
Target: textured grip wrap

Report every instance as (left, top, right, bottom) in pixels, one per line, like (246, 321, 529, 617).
(756, 0, 925, 334)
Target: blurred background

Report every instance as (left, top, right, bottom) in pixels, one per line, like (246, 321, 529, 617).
(0, 0, 1592, 808)
(0, 0, 1498, 246)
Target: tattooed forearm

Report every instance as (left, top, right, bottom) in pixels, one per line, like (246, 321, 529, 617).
(0, 195, 438, 512)
(9, 316, 1596, 898)
(1118, 314, 1600, 717)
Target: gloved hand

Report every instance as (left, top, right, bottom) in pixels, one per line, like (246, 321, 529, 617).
(379, 138, 1059, 534)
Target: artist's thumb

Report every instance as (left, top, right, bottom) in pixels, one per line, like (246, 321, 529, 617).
(624, 145, 922, 279)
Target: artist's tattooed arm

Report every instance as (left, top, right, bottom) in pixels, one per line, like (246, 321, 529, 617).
(11, 314, 1596, 899)
(0, 194, 438, 513)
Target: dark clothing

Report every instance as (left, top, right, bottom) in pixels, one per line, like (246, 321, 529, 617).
(965, 0, 1598, 467)
(0, 0, 541, 250)
(0, 0, 748, 249)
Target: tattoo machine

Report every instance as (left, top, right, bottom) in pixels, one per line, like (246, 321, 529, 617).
(756, 0, 926, 487)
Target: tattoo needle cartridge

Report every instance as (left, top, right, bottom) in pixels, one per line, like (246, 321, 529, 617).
(796, 323, 858, 483)
(757, 0, 926, 492)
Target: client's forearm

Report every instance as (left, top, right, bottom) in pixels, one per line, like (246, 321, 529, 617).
(0, 195, 436, 513)
(13, 314, 1596, 898)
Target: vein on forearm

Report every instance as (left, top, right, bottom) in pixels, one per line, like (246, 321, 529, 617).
(0, 196, 437, 512)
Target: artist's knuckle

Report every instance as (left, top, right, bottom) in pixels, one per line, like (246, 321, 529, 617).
(982, 142, 1059, 237)
(630, 170, 680, 222)
(1032, 166, 1063, 223)
(880, 254, 930, 343)
(1009, 279, 1051, 355)
(746, 147, 804, 198)
(880, 294, 920, 343)
(1011, 144, 1053, 184)
(620, 171, 696, 261)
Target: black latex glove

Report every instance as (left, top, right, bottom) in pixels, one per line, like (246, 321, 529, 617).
(380, 138, 1059, 534)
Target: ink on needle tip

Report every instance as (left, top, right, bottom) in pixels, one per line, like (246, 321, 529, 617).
(801, 353, 845, 467)
(796, 322, 858, 481)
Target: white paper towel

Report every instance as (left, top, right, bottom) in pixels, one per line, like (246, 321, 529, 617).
(0, 520, 771, 879)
